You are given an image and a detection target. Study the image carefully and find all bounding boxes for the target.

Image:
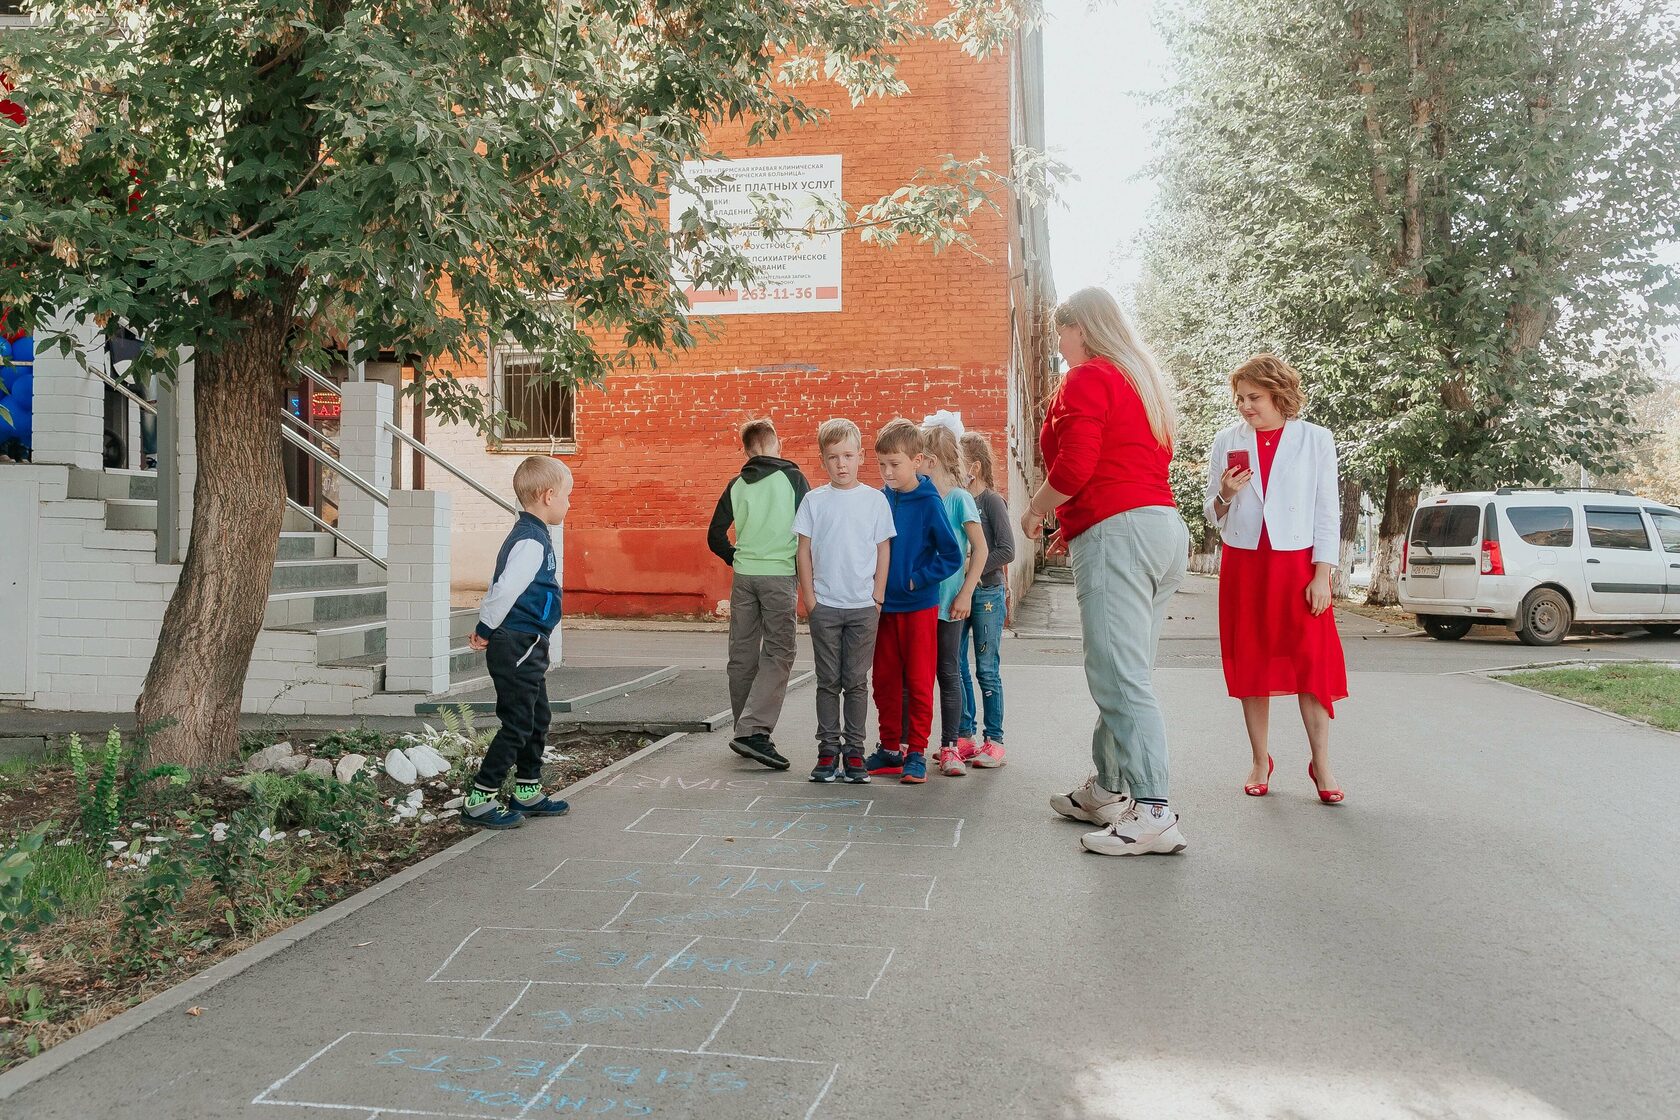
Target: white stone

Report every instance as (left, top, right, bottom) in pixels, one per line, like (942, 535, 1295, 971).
(383, 748, 419, 785)
(405, 789, 425, 808)
(335, 753, 368, 783)
(442, 796, 464, 810)
(304, 758, 335, 781)
(245, 742, 303, 774)
(405, 743, 451, 779)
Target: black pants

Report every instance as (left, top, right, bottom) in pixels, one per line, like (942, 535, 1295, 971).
(904, 619, 967, 748)
(473, 629, 550, 792)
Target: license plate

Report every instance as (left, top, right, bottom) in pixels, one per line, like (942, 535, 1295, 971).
(1411, 564, 1442, 578)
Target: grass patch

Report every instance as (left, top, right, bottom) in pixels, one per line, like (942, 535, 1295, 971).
(24, 843, 108, 919)
(1502, 663, 1680, 731)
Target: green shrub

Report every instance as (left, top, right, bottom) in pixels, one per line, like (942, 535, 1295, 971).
(1, 825, 57, 982)
(117, 842, 193, 975)
(65, 730, 189, 851)
(311, 727, 396, 760)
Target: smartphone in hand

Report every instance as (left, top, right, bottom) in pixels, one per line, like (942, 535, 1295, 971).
(1227, 449, 1251, 474)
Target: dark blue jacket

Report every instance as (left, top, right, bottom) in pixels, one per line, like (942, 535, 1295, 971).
(882, 476, 963, 613)
(475, 512, 561, 640)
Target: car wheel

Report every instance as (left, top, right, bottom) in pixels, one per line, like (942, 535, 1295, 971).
(1645, 624, 1680, 638)
(1422, 616, 1473, 641)
(1516, 588, 1572, 646)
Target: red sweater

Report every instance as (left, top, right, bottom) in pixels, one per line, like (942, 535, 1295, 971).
(1040, 355, 1176, 539)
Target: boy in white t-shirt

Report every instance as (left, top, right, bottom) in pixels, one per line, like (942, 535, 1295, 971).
(794, 418, 897, 783)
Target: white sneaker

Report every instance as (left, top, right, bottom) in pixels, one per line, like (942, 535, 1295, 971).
(1081, 803, 1187, 856)
(1050, 775, 1132, 825)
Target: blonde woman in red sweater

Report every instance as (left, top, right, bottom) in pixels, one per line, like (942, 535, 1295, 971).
(1022, 287, 1191, 856)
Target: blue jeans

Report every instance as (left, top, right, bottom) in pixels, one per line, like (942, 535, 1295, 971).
(957, 583, 1007, 742)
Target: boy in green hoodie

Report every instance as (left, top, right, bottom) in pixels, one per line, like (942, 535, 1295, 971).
(708, 418, 810, 769)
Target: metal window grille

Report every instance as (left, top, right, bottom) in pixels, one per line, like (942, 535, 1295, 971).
(492, 351, 576, 450)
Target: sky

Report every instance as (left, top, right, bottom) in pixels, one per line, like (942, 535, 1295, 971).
(1036, 0, 1680, 372)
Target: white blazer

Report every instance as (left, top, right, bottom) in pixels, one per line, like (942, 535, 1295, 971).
(1202, 419, 1341, 567)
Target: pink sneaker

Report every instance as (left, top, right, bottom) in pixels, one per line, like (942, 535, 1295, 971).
(970, 740, 1006, 768)
(937, 746, 966, 776)
(954, 737, 979, 763)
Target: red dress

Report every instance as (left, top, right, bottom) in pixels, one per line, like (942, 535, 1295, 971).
(1218, 426, 1349, 716)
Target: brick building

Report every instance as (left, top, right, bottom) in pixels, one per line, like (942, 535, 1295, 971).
(407, 30, 1057, 617)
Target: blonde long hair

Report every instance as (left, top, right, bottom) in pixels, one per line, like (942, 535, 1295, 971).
(1054, 287, 1178, 449)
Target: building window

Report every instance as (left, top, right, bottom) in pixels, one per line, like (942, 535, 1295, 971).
(0, 1, 24, 16)
(490, 350, 577, 453)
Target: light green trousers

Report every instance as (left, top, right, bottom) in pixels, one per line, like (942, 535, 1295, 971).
(1069, 506, 1189, 801)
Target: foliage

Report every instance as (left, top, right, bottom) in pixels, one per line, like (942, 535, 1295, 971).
(1137, 0, 1680, 546)
(310, 728, 398, 761)
(117, 840, 194, 975)
(65, 730, 190, 852)
(1596, 374, 1680, 505)
(23, 841, 107, 920)
(232, 770, 383, 853)
(1, 825, 57, 981)
(404, 705, 494, 772)
(0, 0, 1047, 419)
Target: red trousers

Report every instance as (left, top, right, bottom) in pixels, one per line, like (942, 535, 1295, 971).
(873, 607, 938, 752)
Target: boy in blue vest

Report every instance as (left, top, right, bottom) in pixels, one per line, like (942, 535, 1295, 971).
(461, 455, 573, 829)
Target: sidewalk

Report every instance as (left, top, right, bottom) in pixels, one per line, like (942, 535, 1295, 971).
(3, 601, 1678, 1118)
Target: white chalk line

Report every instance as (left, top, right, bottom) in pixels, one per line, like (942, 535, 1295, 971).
(251, 1030, 354, 1103)
(596, 893, 639, 931)
(805, 1063, 844, 1120)
(511, 1045, 587, 1120)
(772, 902, 811, 941)
(640, 935, 703, 988)
(695, 991, 745, 1054)
(478, 981, 534, 1040)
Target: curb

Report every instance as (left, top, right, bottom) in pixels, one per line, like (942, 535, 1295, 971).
(0, 731, 691, 1101)
(1470, 660, 1680, 737)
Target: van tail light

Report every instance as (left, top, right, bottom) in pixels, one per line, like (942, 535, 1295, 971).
(1480, 540, 1505, 576)
(1401, 542, 1409, 574)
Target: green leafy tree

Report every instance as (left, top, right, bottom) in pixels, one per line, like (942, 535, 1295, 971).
(0, 0, 1045, 764)
(1138, 0, 1680, 603)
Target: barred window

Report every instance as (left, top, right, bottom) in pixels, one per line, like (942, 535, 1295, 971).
(491, 351, 576, 451)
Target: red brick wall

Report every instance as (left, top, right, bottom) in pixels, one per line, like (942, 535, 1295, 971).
(426, 36, 1016, 617)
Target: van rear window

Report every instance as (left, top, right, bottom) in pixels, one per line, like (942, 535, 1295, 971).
(1411, 505, 1480, 548)
(1505, 506, 1574, 547)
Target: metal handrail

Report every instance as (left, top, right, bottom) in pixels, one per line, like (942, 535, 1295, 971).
(285, 499, 387, 570)
(297, 363, 339, 395)
(281, 425, 389, 507)
(90, 365, 158, 415)
(383, 421, 518, 516)
(280, 407, 340, 456)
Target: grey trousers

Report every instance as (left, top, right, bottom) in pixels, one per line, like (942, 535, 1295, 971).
(937, 618, 964, 747)
(1069, 506, 1189, 801)
(728, 574, 799, 738)
(809, 604, 881, 755)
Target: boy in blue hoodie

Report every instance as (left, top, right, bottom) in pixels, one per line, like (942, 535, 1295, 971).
(865, 419, 964, 783)
(461, 456, 573, 829)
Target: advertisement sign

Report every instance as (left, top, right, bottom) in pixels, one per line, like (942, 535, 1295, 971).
(670, 155, 842, 315)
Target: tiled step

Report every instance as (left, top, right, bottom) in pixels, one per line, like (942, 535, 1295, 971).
(270, 607, 478, 663)
(278, 532, 337, 560)
(68, 467, 158, 501)
(263, 584, 388, 628)
(105, 498, 158, 532)
(268, 558, 369, 592)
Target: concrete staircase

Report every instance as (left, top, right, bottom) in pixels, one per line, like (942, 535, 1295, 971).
(67, 467, 485, 714)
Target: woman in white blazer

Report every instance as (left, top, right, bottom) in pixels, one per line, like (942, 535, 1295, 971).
(1203, 354, 1348, 804)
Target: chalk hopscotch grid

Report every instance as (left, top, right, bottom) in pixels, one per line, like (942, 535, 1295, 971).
(252, 1031, 838, 1120)
(427, 926, 899, 1001)
(746, 794, 876, 815)
(676, 837, 854, 873)
(525, 858, 940, 910)
(619, 805, 965, 848)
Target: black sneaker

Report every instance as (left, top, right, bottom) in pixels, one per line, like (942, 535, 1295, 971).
(809, 753, 840, 783)
(729, 733, 791, 771)
(841, 753, 871, 784)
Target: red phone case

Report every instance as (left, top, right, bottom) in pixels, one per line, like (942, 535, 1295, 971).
(1227, 449, 1251, 473)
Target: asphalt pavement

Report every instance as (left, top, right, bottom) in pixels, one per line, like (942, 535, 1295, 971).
(3, 577, 1676, 1119)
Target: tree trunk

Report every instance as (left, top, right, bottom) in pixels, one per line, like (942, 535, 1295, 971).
(137, 306, 291, 767)
(1188, 527, 1220, 576)
(1367, 461, 1419, 607)
(1332, 478, 1363, 599)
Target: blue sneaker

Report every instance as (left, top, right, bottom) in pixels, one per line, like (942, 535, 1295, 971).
(460, 798, 524, 830)
(842, 753, 871, 784)
(809, 754, 840, 783)
(865, 746, 904, 777)
(511, 785, 570, 818)
(900, 751, 927, 784)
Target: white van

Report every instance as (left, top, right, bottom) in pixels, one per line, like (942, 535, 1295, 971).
(1399, 488, 1680, 646)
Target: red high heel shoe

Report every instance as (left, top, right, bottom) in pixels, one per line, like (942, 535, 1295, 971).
(1308, 762, 1344, 804)
(1244, 755, 1274, 797)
